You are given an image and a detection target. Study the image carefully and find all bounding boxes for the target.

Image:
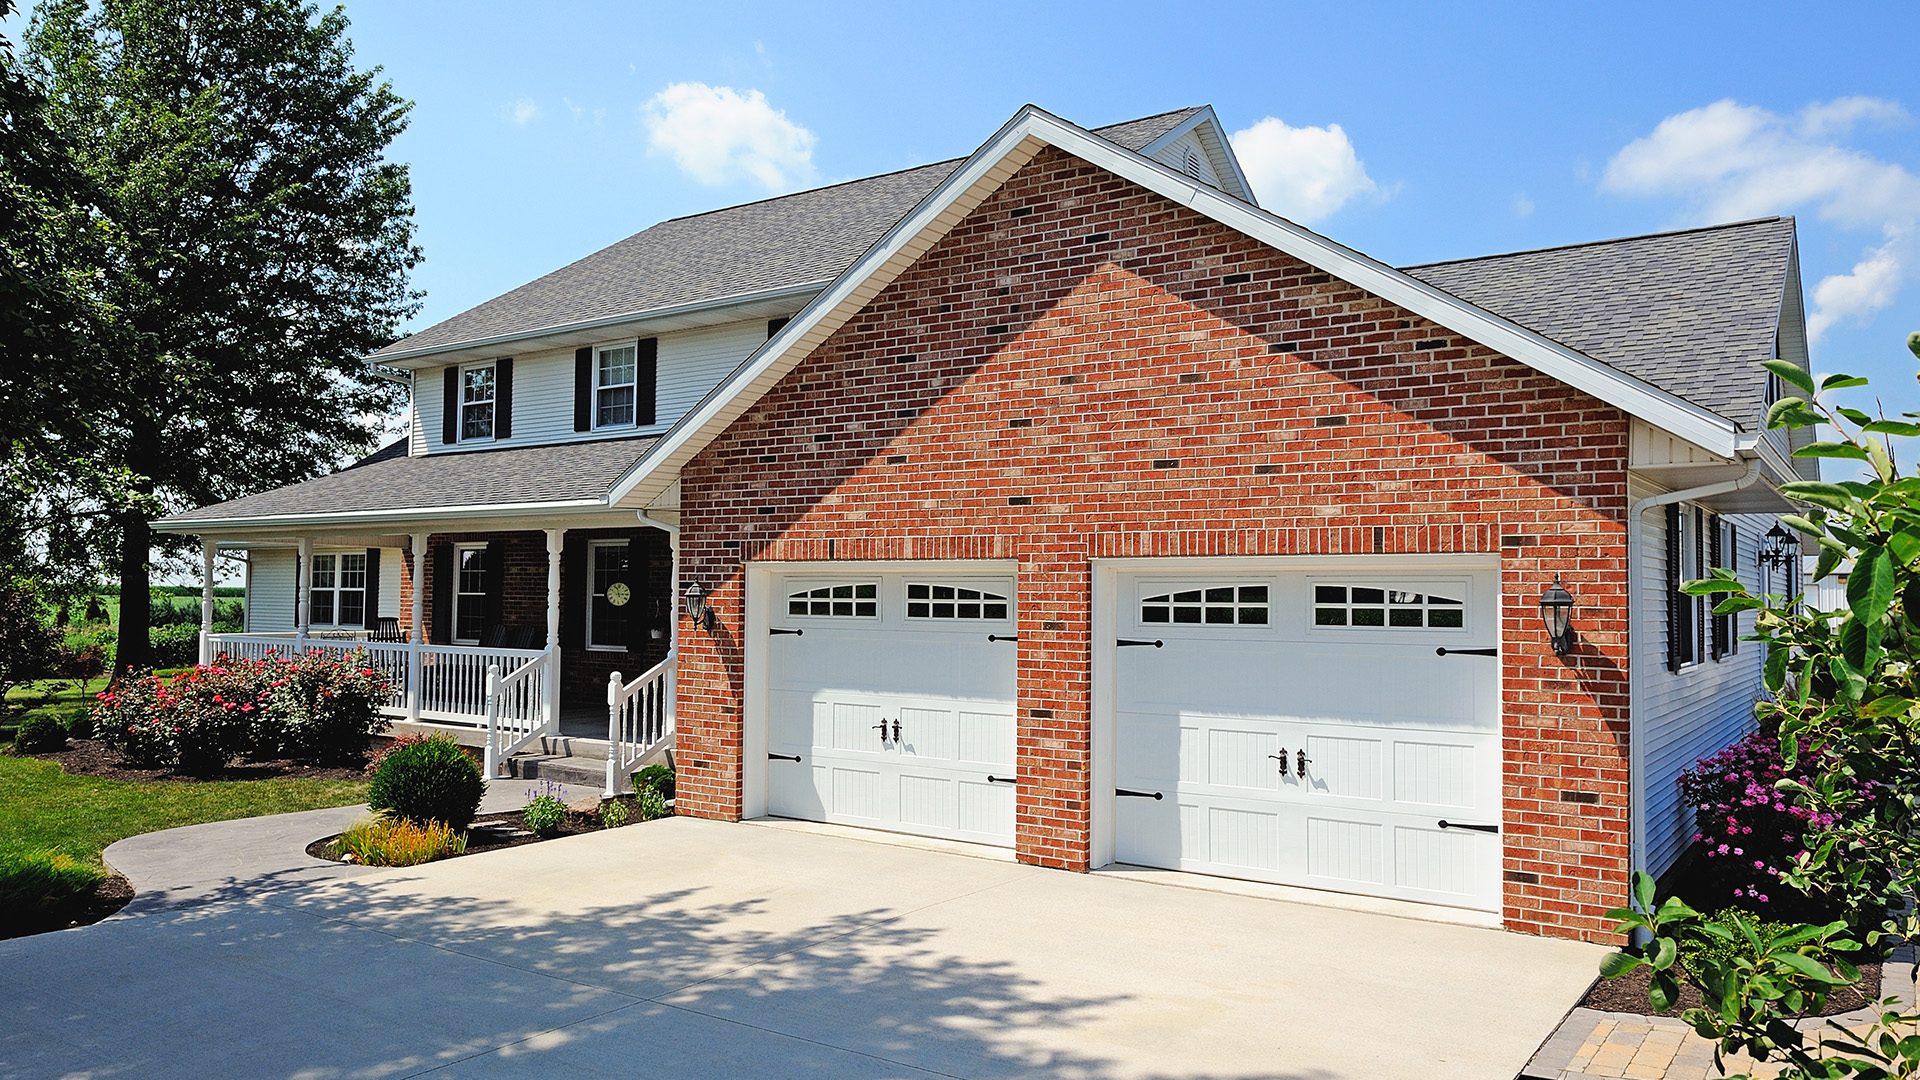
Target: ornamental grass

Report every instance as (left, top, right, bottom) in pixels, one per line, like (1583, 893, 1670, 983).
(329, 817, 466, 867)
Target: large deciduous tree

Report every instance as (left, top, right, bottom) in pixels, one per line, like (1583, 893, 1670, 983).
(25, 0, 421, 672)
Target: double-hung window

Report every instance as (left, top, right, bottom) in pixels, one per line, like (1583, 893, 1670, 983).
(309, 552, 366, 627)
(461, 362, 496, 441)
(586, 541, 631, 651)
(1667, 505, 1736, 669)
(595, 345, 637, 429)
(453, 545, 487, 644)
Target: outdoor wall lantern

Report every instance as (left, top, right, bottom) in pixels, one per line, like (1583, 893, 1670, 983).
(1538, 576, 1576, 656)
(683, 582, 717, 631)
(1759, 523, 1799, 571)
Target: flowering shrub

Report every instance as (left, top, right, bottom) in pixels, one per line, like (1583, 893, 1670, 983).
(522, 780, 567, 838)
(1678, 728, 1862, 920)
(91, 650, 390, 771)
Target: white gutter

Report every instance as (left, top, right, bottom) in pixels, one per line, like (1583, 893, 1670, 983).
(1625, 455, 1766, 887)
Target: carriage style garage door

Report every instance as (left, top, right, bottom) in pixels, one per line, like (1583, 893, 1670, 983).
(765, 569, 1018, 847)
(1110, 560, 1503, 911)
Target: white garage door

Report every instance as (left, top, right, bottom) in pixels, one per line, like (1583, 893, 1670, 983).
(765, 570, 1018, 847)
(1112, 563, 1503, 910)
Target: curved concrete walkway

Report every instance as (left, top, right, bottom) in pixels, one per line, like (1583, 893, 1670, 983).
(9, 792, 1605, 1080)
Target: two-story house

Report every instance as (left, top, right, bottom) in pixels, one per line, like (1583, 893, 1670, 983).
(158, 104, 1814, 942)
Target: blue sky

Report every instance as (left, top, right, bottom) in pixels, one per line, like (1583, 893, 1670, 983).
(335, 0, 1920, 418)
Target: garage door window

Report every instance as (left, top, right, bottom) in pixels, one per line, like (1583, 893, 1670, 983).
(788, 583, 878, 617)
(906, 584, 1008, 620)
(1313, 585, 1463, 628)
(1141, 586, 1269, 625)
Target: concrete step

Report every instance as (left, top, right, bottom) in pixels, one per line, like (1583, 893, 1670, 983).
(502, 752, 609, 789)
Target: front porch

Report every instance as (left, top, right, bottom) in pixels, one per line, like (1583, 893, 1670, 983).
(195, 520, 678, 790)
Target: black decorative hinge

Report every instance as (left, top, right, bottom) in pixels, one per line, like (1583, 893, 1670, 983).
(1435, 647, 1496, 657)
(1116, 639, 1164, 649)
(1116, 788, 1164, 800)
(768, 753, 801, 762)
(769, 628, 804, 637)
(1437, 819, 1498, 833)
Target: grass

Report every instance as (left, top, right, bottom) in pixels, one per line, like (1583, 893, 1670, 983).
(0, 755, 369, 868)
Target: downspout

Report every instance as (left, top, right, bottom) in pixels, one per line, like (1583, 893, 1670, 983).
(1625, 454, 1765, 895)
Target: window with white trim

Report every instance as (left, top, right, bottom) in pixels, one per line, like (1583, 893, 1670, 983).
(309, 552, 367, 627)
(453, 545, 487, 644)
(1141, 586, 1269, 625)
(906, 584, 1008, 620)
(587, 541, 631, 651)
(787, 583, 877, 618)
(595, 344, 637, 429)
(461, 362, 496, 441)
(1312, 585, 1463, 628)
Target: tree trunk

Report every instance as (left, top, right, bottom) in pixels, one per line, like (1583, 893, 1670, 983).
(114, 511, 150, 676)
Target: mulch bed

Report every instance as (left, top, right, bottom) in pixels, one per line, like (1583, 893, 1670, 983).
(10, 739, 369, 783)
(0, 873, 136, 941)
(305, 795, 657, 864)
(1582, 958, 1884, 1018)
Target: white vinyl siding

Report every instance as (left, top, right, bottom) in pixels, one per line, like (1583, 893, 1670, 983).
(1634, 474, 1773, 876)
(1151, 130, 1223, 190)
(411, 318, 771, 455)
(245, 548, 298, 632)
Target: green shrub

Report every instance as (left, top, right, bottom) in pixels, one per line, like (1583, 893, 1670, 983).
(92, 665, 262, 773)
(1676, 908, 1802, 979)
(600, 798, 629, 829)
(522, 780, 566, 838)
(65, 709, 94, 740)
(13, 711, 68, 753)
(147, 622, 201, 668)
(262, 651, 391, 764)
(330, 817, 465, 866)
(634, 763, 673, 821)
(0, 849, 106, 932)
(367, 734, 483, 830)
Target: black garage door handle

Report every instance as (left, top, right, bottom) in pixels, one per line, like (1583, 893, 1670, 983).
(1117, 639, 1164, 648)
(1435, 647, 1495, 656)
(1116, 788, 1164, 800)
(1438, 819, 1498, 833)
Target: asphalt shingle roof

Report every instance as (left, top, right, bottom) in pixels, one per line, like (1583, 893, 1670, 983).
(158, 438, 655, 525)
(1402, 217, 1794, 429)
(373, 108, 1207, 360)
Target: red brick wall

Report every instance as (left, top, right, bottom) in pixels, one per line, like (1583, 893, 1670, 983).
(675, 147, 1633, 942)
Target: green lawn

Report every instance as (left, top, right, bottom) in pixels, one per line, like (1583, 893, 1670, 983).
(0, 756, 368, 867)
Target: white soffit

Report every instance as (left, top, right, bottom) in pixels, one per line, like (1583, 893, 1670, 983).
(610, 105, 1738, 508)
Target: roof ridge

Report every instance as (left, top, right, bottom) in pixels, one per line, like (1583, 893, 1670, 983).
(653, 108, 1206, 228)
(1399, 216, 1791, 270)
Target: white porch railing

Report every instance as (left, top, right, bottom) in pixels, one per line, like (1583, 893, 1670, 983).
(607, 651, 675, 796)
(205, 633, 548, 733)
(482, 646, 558, 777)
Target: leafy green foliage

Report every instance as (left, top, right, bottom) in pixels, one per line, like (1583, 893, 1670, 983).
(599, 798, 629, 830)
(366, 734, 482, 831)
(330, 816, 464, 867)
(0, 848, 105, 934)
(521, 779, 566, 839)
(633, 763, 674, 821)
(12, 708, 66, 752)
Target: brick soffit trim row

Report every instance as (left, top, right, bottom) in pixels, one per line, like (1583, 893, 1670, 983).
(606, 104, 1742, 511)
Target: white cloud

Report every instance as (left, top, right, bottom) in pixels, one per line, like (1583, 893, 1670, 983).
(1513, 193, 1535, 218)
(643, 82, 816, 190)
(1603, 97, 1920, 339)
(503, 98, 541, 126)
(1228, 116, 1381, 224)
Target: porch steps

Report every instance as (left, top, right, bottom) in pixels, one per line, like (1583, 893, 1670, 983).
(384, 719, 665, 793)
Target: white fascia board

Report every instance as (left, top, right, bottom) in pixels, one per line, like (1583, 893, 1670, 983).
(608, 104, 1739, 509)
(151, 497, 612, 534)
(1135, 105, 1258, 206)
(364, 280, 829, 368)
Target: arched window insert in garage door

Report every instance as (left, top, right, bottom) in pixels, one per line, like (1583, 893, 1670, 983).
(787, 583, 878, 617)
(906, 584, 1009, 620)
(1312, 586, 1464, 628)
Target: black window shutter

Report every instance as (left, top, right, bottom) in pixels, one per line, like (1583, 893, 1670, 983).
(363, 547, 382, 629)
(1695, 509, 1708, 665)
(431, 543, 453, 644)
(495, 358, 513, 440)
(483, 543, 505, 638)
(560, 534, 587, 649)
(574, 348, 593, 432)
(618, 539, 637, 652)
(637, 338, 658, 427)
(1708, 513, 1725, 660)
(1666, 504, 1684, 672)
(442, 367, 459, 445)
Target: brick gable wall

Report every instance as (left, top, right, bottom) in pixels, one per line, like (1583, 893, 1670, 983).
(676, 147, 1633, 941)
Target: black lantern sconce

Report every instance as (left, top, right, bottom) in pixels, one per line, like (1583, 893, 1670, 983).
(1538, 576, 1576, 656)
(683, 582, 717, 631)
(1759, 523, 1799, 572)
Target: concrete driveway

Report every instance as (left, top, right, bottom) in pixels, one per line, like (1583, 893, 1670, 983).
(5, 812, 1604, 1079)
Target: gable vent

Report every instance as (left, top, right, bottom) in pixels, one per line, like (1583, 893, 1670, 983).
(1183, 149, 1204, 179)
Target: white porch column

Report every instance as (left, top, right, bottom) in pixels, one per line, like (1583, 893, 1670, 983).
(408, 532, 427, 723)
(198, 538, 216, 666)
(295, 536, 314, 656)
(544, 528, 563, 734)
